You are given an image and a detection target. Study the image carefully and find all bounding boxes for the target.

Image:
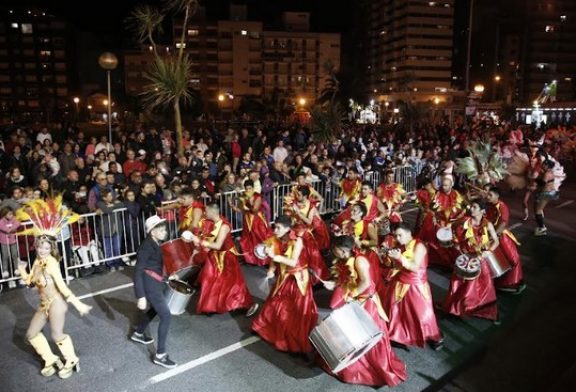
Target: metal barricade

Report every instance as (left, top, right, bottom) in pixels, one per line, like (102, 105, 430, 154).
(393, 165, 417, 194)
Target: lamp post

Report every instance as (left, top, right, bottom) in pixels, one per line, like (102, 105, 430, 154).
(73, 97, 79, 122)
(98, 52, 118, 145)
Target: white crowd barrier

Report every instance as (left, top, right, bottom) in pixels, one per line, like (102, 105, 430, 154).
(0, 166, 418, 287)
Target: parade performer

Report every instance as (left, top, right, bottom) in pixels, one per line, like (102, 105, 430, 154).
(322, 235, 407, 387)
(339, 167, 362, 207)
(381, 224, 443, 349)
(486, 187, 525, 293)
(428, 175, 466, 267)
(191, 202, 259, 316)
(131, 215, 177, 368)
(291, 187, 331, 281)
(443, 200, 500, 322)
(230, 180, 273, 266)
(16, 196, 92, 378)
(332, 181, 384, 227)
(533, 159, 564, 236)
(178, 189, 205, 234)
(252, 216, 318, 354)
(376, 169, 406, 225)
(414, 177, 437, 243)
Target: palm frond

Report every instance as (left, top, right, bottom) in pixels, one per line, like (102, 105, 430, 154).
(141, 55, 194, 109)
(163, 0, 198, 14)
(126, 5, 164, 45)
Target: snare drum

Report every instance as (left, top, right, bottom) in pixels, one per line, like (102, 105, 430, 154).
(454, 254, 481, 280)
(436, 227, 454, 247)
(162, 238, 194, 276)
(482, 251, 511, 278)
(309, 301, 383, 373)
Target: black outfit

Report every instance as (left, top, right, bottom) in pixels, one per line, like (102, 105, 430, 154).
(134, 236, 171, 353)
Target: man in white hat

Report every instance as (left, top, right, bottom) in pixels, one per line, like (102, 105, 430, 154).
(131, 215, 177, 368)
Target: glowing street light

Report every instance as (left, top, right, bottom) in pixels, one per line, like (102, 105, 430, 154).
(98, 52, 118, 145)
(474, 84, 485, 93)
(218, 94, 225, 102)
(433, 97, 440, 105)
(103, 99, 109, 106)
(298, 97, 307, 106)
(494, 75, 501, 82)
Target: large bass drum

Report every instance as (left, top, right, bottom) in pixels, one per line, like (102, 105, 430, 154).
(309, 301, 383, 373)
(161, 239, 198, 282)
(164, 279, 195, 315)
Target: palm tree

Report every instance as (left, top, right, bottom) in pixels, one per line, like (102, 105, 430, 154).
(311, 60, 342, 142)
(127, 0, 198, 156)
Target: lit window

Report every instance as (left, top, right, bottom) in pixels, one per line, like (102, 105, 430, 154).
(537, 63, 546, 70)
(429, 2, 436, 6)
(40, 50, 51, 56)
(21, 24, 33, 34)
(545, 25, 555, 32)
(560, 15, 567, 22)
(11, 23, 19, 29)
(444, 3, 451, 7)
(187, 29, 199, 36)
(241, 30, 247, 36)
(176, 42, 186, 49)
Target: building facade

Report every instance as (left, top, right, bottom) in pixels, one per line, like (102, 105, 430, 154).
(0, 7, 75, 122)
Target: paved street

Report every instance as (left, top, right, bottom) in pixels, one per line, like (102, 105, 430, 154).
(1, 184, 576, 392)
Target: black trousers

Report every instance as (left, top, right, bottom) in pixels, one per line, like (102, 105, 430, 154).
(136, 274, 171, 353)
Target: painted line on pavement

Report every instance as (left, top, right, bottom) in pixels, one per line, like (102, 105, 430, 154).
(509, 222, 523, 231)
(555, 200, 574, 209)
(148, 335, 262, 384)
(77, 283, 134, 300)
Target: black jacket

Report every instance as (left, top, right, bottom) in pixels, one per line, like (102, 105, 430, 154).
(134, 236, 163, 298)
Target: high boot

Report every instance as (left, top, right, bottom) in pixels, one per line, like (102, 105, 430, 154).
(28, 333, 63, 377)
(56, 335, 80, 379)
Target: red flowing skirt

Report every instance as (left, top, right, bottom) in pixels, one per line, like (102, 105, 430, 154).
(382, 280, 442, 347)
(494, 234, 523, 288)
(416, 212, 436, 244)
(300, 230, 331, 282)
(239, 214, 273, 266)
(366, 250, 385, 294)
(443, 260, 498, 320)
(311, 216, 331, 250)
(252, 277, 318, 353)
(196, 251, 254, 314)
(323, 288, 407, 387)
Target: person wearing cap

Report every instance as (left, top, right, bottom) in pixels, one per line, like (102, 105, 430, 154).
(123, 149, 147, 178)
(131, 215, 177, 369)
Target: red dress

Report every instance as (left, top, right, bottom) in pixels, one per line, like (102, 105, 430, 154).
(486, 201, 523, 288)
(443, 218, 498, 321)
(381, 239, 443, 347)
(238, 193, 273, 266)
(428, 189, 465, 268)
(415, 188, 437, 243)
(252, 235, 318, 353)
(333, 193, 381, 227)
(376, 183, 406, 224)
(196, 218, 254, 314)
(324, 256, 407, 387)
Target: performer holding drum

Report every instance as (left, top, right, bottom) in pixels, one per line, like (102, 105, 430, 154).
(320, 235, 407, 387)
(443, 200, 500, 322)
(376, 169, 407, 225)
(131, 215, 177, 368)
(252, 215, 318, 354)
(381, 224, 444, 349)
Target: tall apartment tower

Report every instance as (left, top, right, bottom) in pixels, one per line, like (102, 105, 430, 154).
(363, 0, 455, 103)
(0, 7, 75, 122)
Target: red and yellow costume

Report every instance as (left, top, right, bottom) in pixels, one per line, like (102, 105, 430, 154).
(428, 189, 465, 267)
(443, 218, 498, 320)
(196, 218, 254, 314)
(415, 186, 437, 243)
(237, 192, 273, 266)
(486, 201, 523, 289)
(252, 233, 318, 353)
(179, 200, 205, 235)
(376, 182, 406, 223)
(340, 177, 362, 205)
(381, 239, 443, 347)
(324, 255, 407, 387)
(333, 193, 381, 227)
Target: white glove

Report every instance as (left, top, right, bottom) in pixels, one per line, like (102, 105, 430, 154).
(137, 297, 147, 310)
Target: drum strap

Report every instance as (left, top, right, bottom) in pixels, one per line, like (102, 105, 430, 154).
(502, 229, 521, 245)
(144, 269, 164, 283)
(357, 293, 389, 322)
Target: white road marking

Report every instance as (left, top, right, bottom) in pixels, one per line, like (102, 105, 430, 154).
(555, 200, 574, 209)
(148, 335, 262, 384)
(76, 283, 134, 300)
(509, 222, 523, 231)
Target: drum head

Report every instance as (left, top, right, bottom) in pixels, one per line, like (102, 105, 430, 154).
(172, 265, 201, 285)
(254, 244, 267, 260)
(436, 227, 453, 241)
(333, 333, 383, 373)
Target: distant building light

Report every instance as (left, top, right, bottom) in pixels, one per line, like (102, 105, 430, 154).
(452, 76, 458, 80)
(11, 23, 18, 29)
(176, 42, 186, 49)
(241, 30, 247, 36)
(429, 2, 436, 6)
(444, 3, 451, 7)
(9, 10, 13, 14)
(393, 108, 400, 113)
(435, 87, 448, 92)
(565, 77, 572, 82)
(148, 46, 153, 51)
(537, 63, 546, 70)
(413, 87, 418, 92)
(187, 29, 199, 36)
(373, 89, 378, 93)
(545, 25, 555, 32)
(560, 15, 567, 22)
(28, 10, 32, 14)
(379, 30, 387, 35)
(21, 23, 33, 34)
(391, 66, 396, 71)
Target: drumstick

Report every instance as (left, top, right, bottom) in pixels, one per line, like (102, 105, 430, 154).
(308, 269, 331, 285)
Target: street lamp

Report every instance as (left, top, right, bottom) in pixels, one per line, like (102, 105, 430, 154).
(474, 84, 485, 93)
(99, 52, 118, 146)
(298, 97, 307, 106)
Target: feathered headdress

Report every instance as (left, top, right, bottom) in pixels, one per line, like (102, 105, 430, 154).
(15, 195, 80, 237)
(455, 141, 508, 185)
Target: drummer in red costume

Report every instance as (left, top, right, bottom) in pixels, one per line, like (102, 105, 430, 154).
(486, 187, 526, 294)
(428, 175, 466, 267)
(230, 180, 273, 266)
(333, 181, 384, 227)
(376, 169, 406, 224)
(191, 202, 259, 316)
(178, 189, 205, 234)
(381, 223, 443, 349)
(339, 167, 362, 207)
(291, 173, 323, 207)
(322, 235, 406, 387)
(252, 216, 318, 354)
(415, 177, 437, 243)
(443, 200, 500, 322)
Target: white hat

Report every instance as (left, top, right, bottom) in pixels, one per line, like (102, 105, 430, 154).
(138, 149, 147, 156)
(145, 215, 166, 233)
